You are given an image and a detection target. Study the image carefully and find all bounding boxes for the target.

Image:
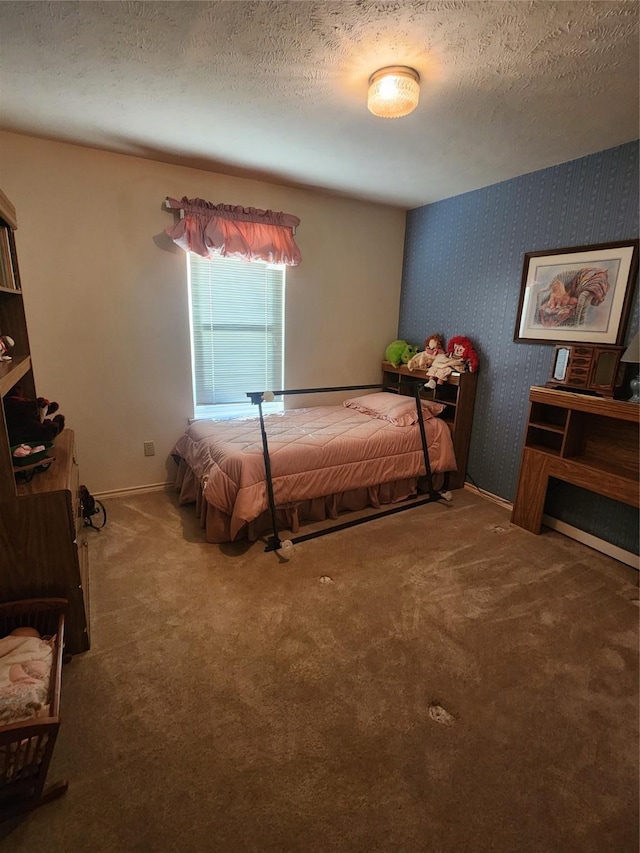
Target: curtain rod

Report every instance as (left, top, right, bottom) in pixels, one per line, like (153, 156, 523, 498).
(163, 197, 299, 232)
(164, 198, 184, 218)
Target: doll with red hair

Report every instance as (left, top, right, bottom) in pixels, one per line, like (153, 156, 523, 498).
(424, 336, 479, 388)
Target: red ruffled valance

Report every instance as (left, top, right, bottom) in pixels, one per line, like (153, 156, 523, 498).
(164, 196, 301, 266)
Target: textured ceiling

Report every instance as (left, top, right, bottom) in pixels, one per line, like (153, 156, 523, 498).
(0, 1, 638, 208)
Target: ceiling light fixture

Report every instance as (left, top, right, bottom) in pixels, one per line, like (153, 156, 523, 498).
(367, 66, 420, 119)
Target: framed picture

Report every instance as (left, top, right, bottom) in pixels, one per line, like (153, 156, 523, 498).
(514, 239, 639, 345)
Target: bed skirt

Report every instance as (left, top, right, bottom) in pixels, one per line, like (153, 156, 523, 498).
(174, 459, 444, 544)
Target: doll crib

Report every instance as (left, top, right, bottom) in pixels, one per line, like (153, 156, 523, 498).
(0, 598, 68, 819)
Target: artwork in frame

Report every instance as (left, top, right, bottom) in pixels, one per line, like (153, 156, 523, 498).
(514, 239, 639, 345)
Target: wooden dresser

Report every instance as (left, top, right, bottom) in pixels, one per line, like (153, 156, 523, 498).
(511, 386, 639, 534)
(0, 430, 90, 654)
(0, 189, 90, 655)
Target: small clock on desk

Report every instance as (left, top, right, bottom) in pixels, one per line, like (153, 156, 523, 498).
(546, 343, 625, 397)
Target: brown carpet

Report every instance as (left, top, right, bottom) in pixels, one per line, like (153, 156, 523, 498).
(2, 488, 638, 852)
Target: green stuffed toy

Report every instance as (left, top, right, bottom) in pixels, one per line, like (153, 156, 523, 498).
(384, 339, 419, 367)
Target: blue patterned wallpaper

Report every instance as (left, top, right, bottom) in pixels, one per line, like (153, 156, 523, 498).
(400, 141, 639, 554)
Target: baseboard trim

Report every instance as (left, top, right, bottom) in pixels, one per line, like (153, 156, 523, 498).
(463, 482, 513, 511)
(94, 483, 171, 500)
(542, 515, 639, 569)
(463, 484, 638, 568)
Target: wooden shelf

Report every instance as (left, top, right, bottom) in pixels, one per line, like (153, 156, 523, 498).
(381, 361, 464, 386)
(572, 454, 638, 483)
(0, 353, 31, 395)
(526, 443, 561, 456)
(529, 385, 639, 422)
(381, 361, 478, 491)
(512, 386, 639, 534)
(0, 190, 89, 655)
(529, 421, 565, 434)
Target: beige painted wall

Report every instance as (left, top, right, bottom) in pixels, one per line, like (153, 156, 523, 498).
(0, 132, 406, 494)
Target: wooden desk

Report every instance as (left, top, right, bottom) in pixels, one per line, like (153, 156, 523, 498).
(511, 386, 639, 533)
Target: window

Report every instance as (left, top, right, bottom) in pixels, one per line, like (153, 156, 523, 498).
(187, 253, 285, 418)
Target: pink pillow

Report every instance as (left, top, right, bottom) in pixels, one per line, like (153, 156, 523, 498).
(343, 392, 445, 426)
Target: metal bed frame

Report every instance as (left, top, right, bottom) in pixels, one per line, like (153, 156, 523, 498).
(246, 378, 451, 554)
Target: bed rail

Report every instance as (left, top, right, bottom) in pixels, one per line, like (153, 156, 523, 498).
(247, 379, 449, 554)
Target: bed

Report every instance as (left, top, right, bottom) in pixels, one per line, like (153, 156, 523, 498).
(172, 390, 457, 544)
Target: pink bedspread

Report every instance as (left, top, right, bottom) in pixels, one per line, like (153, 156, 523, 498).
(172, 405, 456, 541)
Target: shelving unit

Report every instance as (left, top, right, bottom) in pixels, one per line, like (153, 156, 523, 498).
(525, 401, 568, 454)
(0, 189, 90, 655)
(511, 386, 639, 534)
(381, 361, 478, 490)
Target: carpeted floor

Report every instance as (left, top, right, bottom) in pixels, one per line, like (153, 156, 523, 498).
(1, 487, 638, 852)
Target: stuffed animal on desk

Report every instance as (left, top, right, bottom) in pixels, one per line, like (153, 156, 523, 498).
(424, 336, 479, 388)
(4, 386, 65, 445)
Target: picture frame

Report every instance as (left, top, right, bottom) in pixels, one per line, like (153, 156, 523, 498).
(514, 239, 639, 345)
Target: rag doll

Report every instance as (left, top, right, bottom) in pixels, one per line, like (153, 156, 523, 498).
(424, 336, 479, 388)
(407, 334, 445, 371)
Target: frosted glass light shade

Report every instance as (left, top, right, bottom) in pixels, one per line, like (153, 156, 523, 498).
(367, 66, 420, 118)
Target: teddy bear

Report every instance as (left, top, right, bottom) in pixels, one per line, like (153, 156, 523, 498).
(424, 336, 479, 389)
(4, 385, 65, 446)
(406, 333, 445, 372)
(384, 339, 419, 367)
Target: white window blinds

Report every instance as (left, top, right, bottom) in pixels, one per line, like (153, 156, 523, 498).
(188, 253, 285, 418)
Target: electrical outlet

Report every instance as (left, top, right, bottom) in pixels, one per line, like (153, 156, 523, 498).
(143, 441, 155, 457)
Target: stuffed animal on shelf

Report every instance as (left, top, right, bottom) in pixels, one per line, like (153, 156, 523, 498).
(0, 334, 14, 361)
(384, 339, 419, 367)
(424, 336, 479, 388)
(4, 385, 65, 446)
(401, 343, 419, 365)
(407, 333, 445, 371)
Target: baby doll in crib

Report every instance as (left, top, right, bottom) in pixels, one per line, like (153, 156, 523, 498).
(424, 336, 479, 388)
(0, 625, 53, 724)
